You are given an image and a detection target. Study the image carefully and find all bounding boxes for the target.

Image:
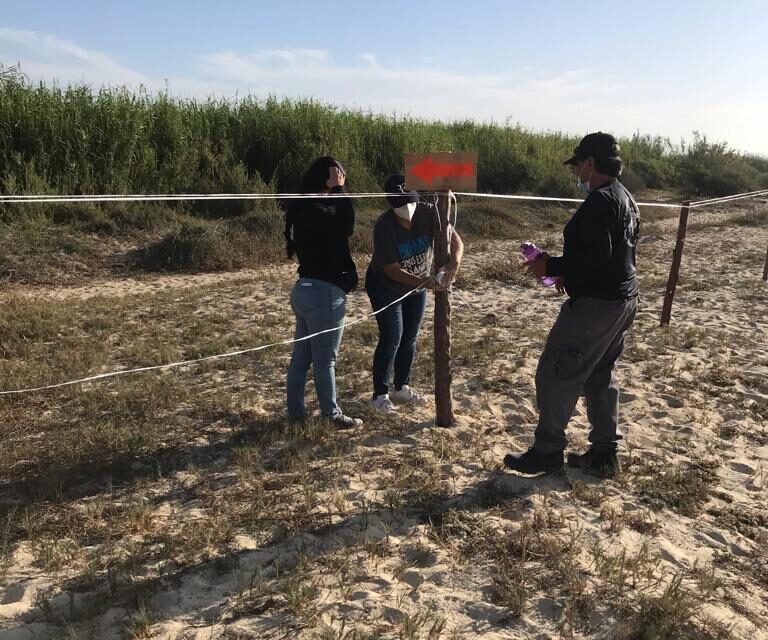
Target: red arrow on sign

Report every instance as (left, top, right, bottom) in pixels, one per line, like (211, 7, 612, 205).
(410, 157, 476, 186)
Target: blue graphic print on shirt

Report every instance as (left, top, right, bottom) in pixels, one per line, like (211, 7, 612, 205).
(398, 236, 431, 261)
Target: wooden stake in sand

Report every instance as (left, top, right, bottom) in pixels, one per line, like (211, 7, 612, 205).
(404, 152, 478, 427)
(434, 191, 454, 427)
(763, 242, 768, 281)
(660, 201, 691, 326)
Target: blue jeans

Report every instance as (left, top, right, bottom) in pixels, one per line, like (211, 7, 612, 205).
(286, 278, 346, 419)
(366, 278, 427, 398)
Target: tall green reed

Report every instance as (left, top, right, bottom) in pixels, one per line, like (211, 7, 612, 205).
(1, 68, 766, 214)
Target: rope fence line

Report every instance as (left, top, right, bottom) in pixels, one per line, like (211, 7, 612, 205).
(453, 192, 684, 209)
(1, 186, 766, 397)
(0, 192, 400, 204)
(3, 188, 766, 209)
(0, 283, 429, 396)
(688, 188, 768, 208)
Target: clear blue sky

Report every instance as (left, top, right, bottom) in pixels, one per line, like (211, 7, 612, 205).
(2, 0, 767, 154)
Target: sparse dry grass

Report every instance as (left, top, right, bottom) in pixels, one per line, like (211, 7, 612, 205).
(633, 456, 720, 517)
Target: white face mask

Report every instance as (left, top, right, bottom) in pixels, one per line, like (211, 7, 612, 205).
(394, 202, 417, 221)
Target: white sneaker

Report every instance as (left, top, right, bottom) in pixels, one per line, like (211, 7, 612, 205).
(389, 385, 428, 405)
(371, 394, 399, 414)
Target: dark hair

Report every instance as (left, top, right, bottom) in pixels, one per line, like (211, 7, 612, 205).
(594, 156, 623, 178)
(284, 156, 345, 258)
(300, 155, 344, 192)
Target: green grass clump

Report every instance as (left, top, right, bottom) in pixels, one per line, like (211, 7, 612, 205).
(138, 210, 284, 272)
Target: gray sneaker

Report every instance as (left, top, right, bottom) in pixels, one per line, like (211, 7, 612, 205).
(332, 414, 363, 429)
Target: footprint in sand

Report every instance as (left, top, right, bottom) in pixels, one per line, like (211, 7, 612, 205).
(429, 571, 453, 587)
(671, 425, 695, 435)
(403, 545, 438, 568)
(729, 461, 757, 475)
(660, 394, 685, 409)
(695, 529, 749, 556)
(0, 581, 27, 605)
(465, 601, 508, 624)
(657, 540, 693, 568)
(398, 570, 425, 589)
(361, 435, 399, 447)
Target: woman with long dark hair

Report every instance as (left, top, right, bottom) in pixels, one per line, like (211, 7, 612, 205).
(284, 156, 362, 428)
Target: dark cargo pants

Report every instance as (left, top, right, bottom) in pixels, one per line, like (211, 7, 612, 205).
(533, 296, 638, 455)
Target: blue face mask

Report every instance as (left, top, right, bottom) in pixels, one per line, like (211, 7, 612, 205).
(576, 164, 593, 193)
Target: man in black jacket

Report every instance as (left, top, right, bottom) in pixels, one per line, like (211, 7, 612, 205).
(504, 132, 639, 478)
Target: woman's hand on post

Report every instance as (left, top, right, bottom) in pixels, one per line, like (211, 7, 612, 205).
(428, 273, 450, 291)
(440, 263, 458, 286)
(327, 166, 345, 189)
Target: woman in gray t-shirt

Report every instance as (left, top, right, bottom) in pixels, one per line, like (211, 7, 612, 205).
(365, 174, 464, 414)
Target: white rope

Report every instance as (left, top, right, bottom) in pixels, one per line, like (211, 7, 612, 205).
(0, 282, 427, 396)
(688, 188, 768, 208)
(450, 191, 458, 227)
(690, 188, 768, 206)
(0, 192, 401, 204)
(2, 188, 766, 209)
(1, 190, 682, 209)
(454, 191, 682, 209)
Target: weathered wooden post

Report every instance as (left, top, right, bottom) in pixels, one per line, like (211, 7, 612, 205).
(404, 151, 478, 427)
(433, 191, 454, 426)
(762, 243, 768, 282)
(660, 201, 691, 327)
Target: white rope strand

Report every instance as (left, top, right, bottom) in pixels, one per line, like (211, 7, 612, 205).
(0, 283, 427, 397)
(0, 190, 684, 209)
(453, 191, 682, 209)
(690, 188, 768, 206)
(2, 188, 766, 209)
(688, 188, 768, 208)
(0, 192, 400, 204)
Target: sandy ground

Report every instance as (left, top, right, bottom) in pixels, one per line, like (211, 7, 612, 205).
(1, 202, 766, 639)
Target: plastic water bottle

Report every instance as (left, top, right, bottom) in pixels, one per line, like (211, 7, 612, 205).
(520, 242, 558, 287)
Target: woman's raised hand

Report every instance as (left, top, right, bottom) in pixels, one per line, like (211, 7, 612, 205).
(327, 166, 346, 189)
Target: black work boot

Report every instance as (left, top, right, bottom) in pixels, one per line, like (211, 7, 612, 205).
(567, 448, 620, 478)
(503, 447, 564, 474)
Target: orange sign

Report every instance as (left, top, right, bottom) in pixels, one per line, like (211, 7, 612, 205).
(404, 152, 478, 192)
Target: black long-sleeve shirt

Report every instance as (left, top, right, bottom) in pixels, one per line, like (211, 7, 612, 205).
(286, 189, 358, 293)
(546, 179, 640, 300)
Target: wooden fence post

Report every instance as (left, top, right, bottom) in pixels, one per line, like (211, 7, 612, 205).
(660, 201, 691, 327)
(762, 242, 768, 281)
(434, 192, 454, 427)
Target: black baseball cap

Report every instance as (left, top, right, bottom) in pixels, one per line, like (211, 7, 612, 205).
(384, 173, 419, 208)
(564, 132, 621, 165)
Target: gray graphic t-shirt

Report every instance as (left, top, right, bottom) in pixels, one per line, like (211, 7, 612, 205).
(366, 202, 438, 297)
